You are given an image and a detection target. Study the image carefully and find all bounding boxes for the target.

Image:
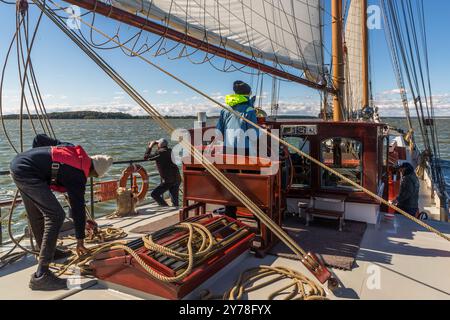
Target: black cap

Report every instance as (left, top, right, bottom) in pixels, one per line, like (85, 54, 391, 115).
(233, 81, 251, 95)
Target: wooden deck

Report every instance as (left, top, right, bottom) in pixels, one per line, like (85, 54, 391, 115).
(1, 197, 449, 300)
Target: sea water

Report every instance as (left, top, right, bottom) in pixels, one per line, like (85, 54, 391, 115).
(0, 118, 449, 240)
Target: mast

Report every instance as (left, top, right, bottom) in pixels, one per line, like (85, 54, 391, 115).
(332, 0, 344, 121)
(362, 0, 370, 109)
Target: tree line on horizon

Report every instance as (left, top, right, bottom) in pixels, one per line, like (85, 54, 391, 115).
(1, 111, 425, 120)
(1, 111, 208, 120)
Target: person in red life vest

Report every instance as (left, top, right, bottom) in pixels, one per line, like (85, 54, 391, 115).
(10, 144, 113, 291)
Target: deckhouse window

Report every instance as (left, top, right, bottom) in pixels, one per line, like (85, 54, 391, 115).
(320, 138, 362, 190)
(283, 136, 311, 188)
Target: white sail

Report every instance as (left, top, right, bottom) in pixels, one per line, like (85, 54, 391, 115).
(345, 0, 363, 114)
(109, 0, 324, 80)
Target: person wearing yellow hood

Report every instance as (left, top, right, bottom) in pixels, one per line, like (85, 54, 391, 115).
(215, 81, 259, 219)
(216, 80, 259, 157)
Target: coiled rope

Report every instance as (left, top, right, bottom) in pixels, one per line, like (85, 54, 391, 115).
(56, 222, 216, 283)
(200, 266, 327, 300)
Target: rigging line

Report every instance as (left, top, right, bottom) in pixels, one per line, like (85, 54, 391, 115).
(16, 4, 45, 151)
(27, 59, 54, 137)
(17, 12, 41, 135)
(416, 0, 440, 155)
(417, 0, 445, 193)
(380, 0, 412, 131)
(16, 13, 26, 151)
(23, 9, 55, 137)
(88, 11, 124, 48)
(16, 15, 39, 138)
(404, 0, 431, 123)
(44, 0, 450, 243)
(258, 73, 264, 110)
(386, 0, 429, 151)
(0, 13, 24, 154)
(387, 0, 444, 192)
(398, 1, 429, 144)
(399, 0, 440, 183)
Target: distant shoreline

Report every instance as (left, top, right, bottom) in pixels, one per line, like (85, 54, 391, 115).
(1, 111, 448, 120)
(1, 111, 206, 120)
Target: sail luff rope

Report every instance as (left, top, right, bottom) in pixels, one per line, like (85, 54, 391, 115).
(44, 0, 450, 243)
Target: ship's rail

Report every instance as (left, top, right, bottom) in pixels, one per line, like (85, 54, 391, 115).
(409, 139, 449, 221)
(0, 159, 158, 245)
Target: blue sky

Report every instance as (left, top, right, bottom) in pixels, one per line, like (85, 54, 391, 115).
(0, 0, 449, 117)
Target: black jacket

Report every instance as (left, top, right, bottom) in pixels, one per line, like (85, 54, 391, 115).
(32, 133, 73, 148)
(10, 147, 87, 239)
(396, 169, 420, 210)
(144, 146, 180, 184)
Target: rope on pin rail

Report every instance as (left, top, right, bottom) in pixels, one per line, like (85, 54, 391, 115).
(50, 0, 450, 244)
(55, 222, 217, 283)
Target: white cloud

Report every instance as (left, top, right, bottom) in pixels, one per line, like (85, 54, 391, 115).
(380, 88, 407, 96)
(1, 88, 449, 117)
(373, 90, 450, 117)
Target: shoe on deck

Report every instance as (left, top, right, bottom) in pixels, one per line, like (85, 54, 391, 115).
(29, 271, 68, 291)
(53, 248, 72, 261)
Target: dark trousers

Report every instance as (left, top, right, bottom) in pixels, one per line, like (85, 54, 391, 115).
(151, 180, 180, 207)
(11, 174, 65, 266)
(399, 206, 419, 217)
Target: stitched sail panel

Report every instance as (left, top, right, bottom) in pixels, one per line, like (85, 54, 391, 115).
(109, 0, 324, 80)
(345, 0, 363, 114)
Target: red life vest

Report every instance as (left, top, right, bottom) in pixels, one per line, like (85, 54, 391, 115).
(50, 146, 91, 192)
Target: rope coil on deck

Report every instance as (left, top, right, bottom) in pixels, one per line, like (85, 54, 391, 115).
(200, 266, 327, 300)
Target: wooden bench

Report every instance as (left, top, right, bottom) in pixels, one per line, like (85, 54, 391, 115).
(305, 195, 346, 231)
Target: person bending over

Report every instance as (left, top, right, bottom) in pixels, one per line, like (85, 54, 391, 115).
(10, 144, 113, 291)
